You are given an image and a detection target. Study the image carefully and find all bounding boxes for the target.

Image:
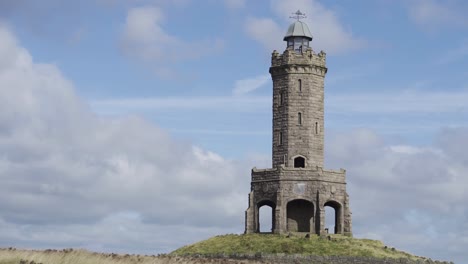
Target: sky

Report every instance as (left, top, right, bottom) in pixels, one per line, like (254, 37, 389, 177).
(0, 0, 467, 263)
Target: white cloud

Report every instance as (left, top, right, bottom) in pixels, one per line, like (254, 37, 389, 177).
(120, 5, 224, 76)
(327, 89, 468, 114)
(245, 17, 284, 52)
(246, 0, 364, 54)
(91, 89, 468, 116)
(0, 23, 248, 251)
(325, 128, 468, 262)
(90, 95, 270, 115)
(121, 6, 178, 62)
(232, 74, 270, 95)
(408, 0, 468, 29)
(98, 0, 192, 8)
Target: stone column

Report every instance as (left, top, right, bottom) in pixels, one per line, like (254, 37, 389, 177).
(343, 193, 353, 236)
(273, 207, 282, 234)
(310, 215, 315, 234)
(318, 207, 326, 236)
(244, 191, 255, 234)
(336, 204, 344, 234)
(274, 190, 284, 234)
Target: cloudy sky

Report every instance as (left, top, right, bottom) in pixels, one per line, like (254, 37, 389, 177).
(0, 0, 467, 263)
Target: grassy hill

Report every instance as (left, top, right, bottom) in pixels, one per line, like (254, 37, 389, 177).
(0, 234, 450, 264)
(171, 233, 425, 260)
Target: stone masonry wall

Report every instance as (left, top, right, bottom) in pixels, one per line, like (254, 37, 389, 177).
(271, 48, 327, 168)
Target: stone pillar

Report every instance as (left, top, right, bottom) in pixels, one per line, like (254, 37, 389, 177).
(314, 191, 322, 235)
(274, 191, 284, 234)
(343, 193, 353, 236)
(318, 207, 326, 235)
(273, 208, 282, 234)
(310, 215, 315, 234)
(336, 204, 344, 234)
(244, 191, 256, 234)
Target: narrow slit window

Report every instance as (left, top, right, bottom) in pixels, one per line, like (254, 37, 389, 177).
(280, 91, 284, 106)
(315, 122, 319, 134)
(298, 112, 302, 125)
(298, 79, 302, 92)
(279, 132, 283, 145)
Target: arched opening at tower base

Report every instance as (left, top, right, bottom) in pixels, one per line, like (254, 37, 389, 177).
(259, 205, 273, 233)
(286, 199, 314, 232)
(257, 201, 276, 233)
(324, 200, 342, 234)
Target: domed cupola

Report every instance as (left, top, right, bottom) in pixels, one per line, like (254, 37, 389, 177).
(284, 10, 313, 53)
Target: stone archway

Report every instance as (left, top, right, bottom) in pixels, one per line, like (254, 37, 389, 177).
(324, 200, 342, 234)
(257, 200, 276, 233)
(286, 199, 314, 232)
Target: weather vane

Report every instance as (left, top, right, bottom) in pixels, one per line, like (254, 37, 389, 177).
(290, 10, 307, 21)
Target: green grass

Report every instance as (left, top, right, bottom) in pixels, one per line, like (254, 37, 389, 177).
(0, 234, 437, 264)
(171, 233, 426, 260)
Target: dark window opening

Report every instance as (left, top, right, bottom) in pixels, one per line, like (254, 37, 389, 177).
(279, 132, 283, 145)
(298, 112, 302, 125)
(294, 156, 305, 168)
(315, 122, 319, 134)
(280, 91, 284, 106)
(298, 79, 302, 92)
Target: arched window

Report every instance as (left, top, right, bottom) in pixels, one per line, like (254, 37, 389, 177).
(298, 112, 302, 125)
(298, 79, 302, 92)
(294, 156, 305, 168)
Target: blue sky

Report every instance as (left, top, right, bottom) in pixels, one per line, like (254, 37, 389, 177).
(0, 0, 467, 263)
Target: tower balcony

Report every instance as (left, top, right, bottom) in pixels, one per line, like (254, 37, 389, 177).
(251, 165, 346, 184)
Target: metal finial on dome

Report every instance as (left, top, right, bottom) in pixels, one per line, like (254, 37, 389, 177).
(290, 10, 307, 21)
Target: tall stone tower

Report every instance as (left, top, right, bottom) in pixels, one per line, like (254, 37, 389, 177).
(245, 12, 352, 236)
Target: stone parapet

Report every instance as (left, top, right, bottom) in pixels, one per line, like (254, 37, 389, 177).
(251, 167, 280, 182)
(251, 166, 346, 184)
(271, 48, 327, 69)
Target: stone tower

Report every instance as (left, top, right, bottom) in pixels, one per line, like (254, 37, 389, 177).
(245, 14, 352, 236)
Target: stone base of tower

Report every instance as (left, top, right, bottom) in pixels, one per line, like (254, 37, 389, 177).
(244, 165, 352, 237)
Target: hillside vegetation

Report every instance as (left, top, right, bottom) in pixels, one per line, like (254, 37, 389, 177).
(0, 234, 451, 264)
(172, 233, 424, 260)
(0, 248, 260, 264)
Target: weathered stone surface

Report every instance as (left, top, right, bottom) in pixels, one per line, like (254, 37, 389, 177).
(245, 25, 352, 236)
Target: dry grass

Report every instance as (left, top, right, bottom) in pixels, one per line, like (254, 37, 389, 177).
(0, 248, 263, 264)
(0, 248, 163, 264)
